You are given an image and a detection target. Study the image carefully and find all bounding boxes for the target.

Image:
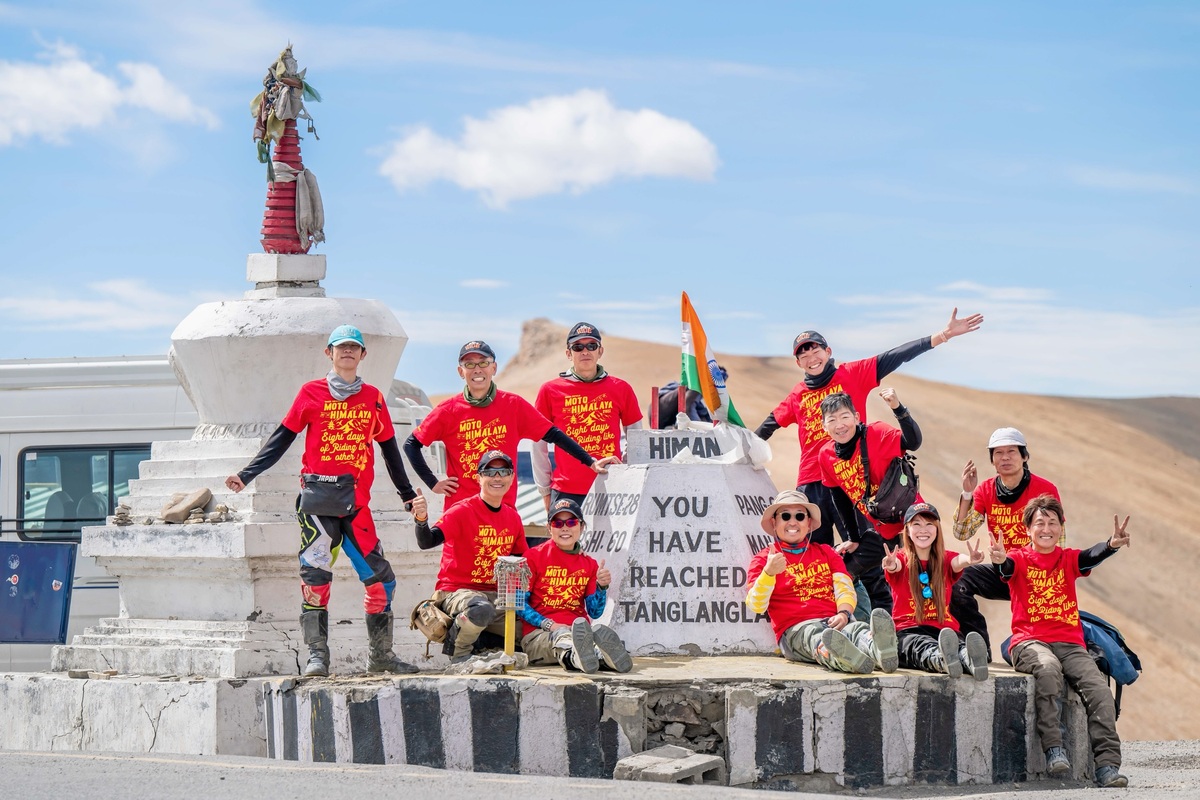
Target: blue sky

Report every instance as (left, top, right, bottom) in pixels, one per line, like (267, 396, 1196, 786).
(1, 1, 1197, 398)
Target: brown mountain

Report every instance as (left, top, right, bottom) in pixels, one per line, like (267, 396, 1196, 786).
(490, 318, 1200, 741)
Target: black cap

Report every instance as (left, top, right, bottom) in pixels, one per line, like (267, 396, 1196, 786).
(459, 340, 496, 361)
(792, 331, 829, 354)
(903, 502, 940, 525)
(548, 497, 584, 520)
(567, 322, 602, 345)
(476, 449, 514, 472)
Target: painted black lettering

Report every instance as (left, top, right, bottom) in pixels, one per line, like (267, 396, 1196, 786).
(652, 496, 671, 517)
(705, 530, 721, 553)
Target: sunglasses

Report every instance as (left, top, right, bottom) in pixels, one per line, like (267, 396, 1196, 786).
(549, 517, 581, 529)
(570, 342, 600, 352)
(478, 467, 513, 477)
(776, 511, 808, 521)
(460, 359, 493, 370)
(918, 571, 933, 600)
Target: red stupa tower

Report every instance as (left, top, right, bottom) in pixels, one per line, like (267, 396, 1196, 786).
(260, 119, 309, 254)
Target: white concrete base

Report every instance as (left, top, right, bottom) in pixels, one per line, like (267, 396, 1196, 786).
(246, 253, 326, 284)
(0, 672, 268, 756)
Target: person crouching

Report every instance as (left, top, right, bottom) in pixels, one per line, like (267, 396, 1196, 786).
(746, 490, 898, 674)
(519, 498, 632, 674)
(882, 502, 989, 680)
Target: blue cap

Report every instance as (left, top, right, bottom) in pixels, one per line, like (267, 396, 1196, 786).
(328, 325, 365, 348)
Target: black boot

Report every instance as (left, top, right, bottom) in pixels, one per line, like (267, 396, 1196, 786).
(300, 609, 330, 678)
(366, 611, 419, 674)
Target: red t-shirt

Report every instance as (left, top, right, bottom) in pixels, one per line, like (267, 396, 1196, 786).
(1004, 546, 1087, 650)
(281, 380, 392, 509)
(433, 495, 528, 592)
(414, 389, 553, 509)
(747, 543, 848, 641)
(973, 474, 1061, 549)
(885, 551, 960, 632)
(521, 540, 599, 636)
(771, 357, 879, 485)
(535, 374, 642, 495)
(817, 421, 919, 540)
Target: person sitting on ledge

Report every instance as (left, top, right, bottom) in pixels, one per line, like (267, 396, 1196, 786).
(746, 489, 898, 674)
(881, 502, 989, 680)
(519, 498, 632, 674)
(410, 449, 527, 663)
(990, 493, 1130, 789)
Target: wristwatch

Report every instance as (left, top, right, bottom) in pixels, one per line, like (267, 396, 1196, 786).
(540, 619, 555, 632)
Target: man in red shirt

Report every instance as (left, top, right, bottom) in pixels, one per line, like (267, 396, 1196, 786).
(533, 322, 643, 511)
(990, 494, 1130, 788)
(817, 388, 923, 614)
(951, 427, 1063, 659)
(755, 308, 983, 551)
(404, 340, 614, 510)
(226, 325, 420, 677)
(410, 450, 528, 661)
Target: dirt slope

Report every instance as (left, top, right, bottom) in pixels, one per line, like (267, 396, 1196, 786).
(492, 318, 1200, 741)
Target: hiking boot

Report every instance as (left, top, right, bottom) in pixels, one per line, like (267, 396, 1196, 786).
(938, 627, 963, 679)
(570, 618, 599, 673)
(821, 627, 875, 674)
(592, 624, 633, 673)
(366, 611, 420, 674)
(1045, 746, 1071, 776)
(1095, 765, 1128, 788)
(963, 631, 988, 682)
(300, 609, 330, 678)
(869, 608, 899, 673)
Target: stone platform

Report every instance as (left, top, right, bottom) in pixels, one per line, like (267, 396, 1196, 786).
(256, 656, 1101, 790)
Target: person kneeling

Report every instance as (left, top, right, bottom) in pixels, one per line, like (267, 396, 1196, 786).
(882, 502, 989, 680)
(519, 499, 631, 674)
(747, 490, 898, 674)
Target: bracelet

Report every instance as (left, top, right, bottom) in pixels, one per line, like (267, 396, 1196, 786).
(838, 609, 851, 619)
(414, 515, 428, 524)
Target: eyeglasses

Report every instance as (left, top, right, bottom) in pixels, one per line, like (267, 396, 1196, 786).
(478, 467, 513, 477)
(776, 511, 808, 521)
(570, 342, 600, 352)
(549, 518, 581, 529)
(918, 571, 933, 600)
(460, 359, 493, 370)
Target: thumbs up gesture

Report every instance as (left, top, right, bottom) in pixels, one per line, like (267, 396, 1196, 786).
(596, 558, 612, 589)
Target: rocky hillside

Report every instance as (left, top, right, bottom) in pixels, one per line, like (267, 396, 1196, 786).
(492, 318, 1200, 741)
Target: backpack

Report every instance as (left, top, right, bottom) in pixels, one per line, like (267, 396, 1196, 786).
(858, 435, 919, 524)
(1000, 610, 1141, 719)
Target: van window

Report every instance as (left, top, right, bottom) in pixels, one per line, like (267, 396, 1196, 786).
(17, 445, 150, 541)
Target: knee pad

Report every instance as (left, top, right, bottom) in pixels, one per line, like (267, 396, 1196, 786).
(463, 598, 496, 627)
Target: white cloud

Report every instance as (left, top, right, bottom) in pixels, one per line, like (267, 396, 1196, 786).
(459, 278, 509, 290)
(378, 89, 719, 208)
(0, 42, 217, 146)
(0, 278, 219, 332)
(1066, 165, 1196, 195)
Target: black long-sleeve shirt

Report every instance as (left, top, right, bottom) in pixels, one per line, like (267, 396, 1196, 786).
(403, 427, 596, 491)
(755, 336, 934, 440)
(413, 497, 509, 550)
(237, 423, 416, 501)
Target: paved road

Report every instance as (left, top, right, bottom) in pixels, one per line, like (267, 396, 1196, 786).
(6, 739, 1199, 799)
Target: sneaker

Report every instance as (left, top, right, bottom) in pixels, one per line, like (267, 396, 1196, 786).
(1095, 765, 1128, 788)
(938, 627, 963, 679)
(570, 618, 599, 674)
(963, 631, 988, 682)
(592, 624, 633, 673)
(869, 608, 899, 673)
(1045, 746, 1071, 777)
(821, 627, 875, 674)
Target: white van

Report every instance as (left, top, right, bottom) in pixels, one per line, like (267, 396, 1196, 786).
(0, 356, 436, 672)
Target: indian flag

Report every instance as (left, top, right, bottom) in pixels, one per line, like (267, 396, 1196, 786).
(680, 292, 745, 427)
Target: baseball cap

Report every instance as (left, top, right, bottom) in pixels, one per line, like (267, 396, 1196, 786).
(476, 449, 514, 472)
(459, 340, 497, 362)
(792, 331, 829, 354)
(328, 325, 365, 348)
(988, 427, 1028, 449)
(549, 497, 584, 520)
(567, 322, 602, 345)
(903, 502, 941, 525)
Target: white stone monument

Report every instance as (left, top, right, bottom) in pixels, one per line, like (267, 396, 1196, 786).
(587, 428, 780, 655)
(52, 254, 442, 679)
